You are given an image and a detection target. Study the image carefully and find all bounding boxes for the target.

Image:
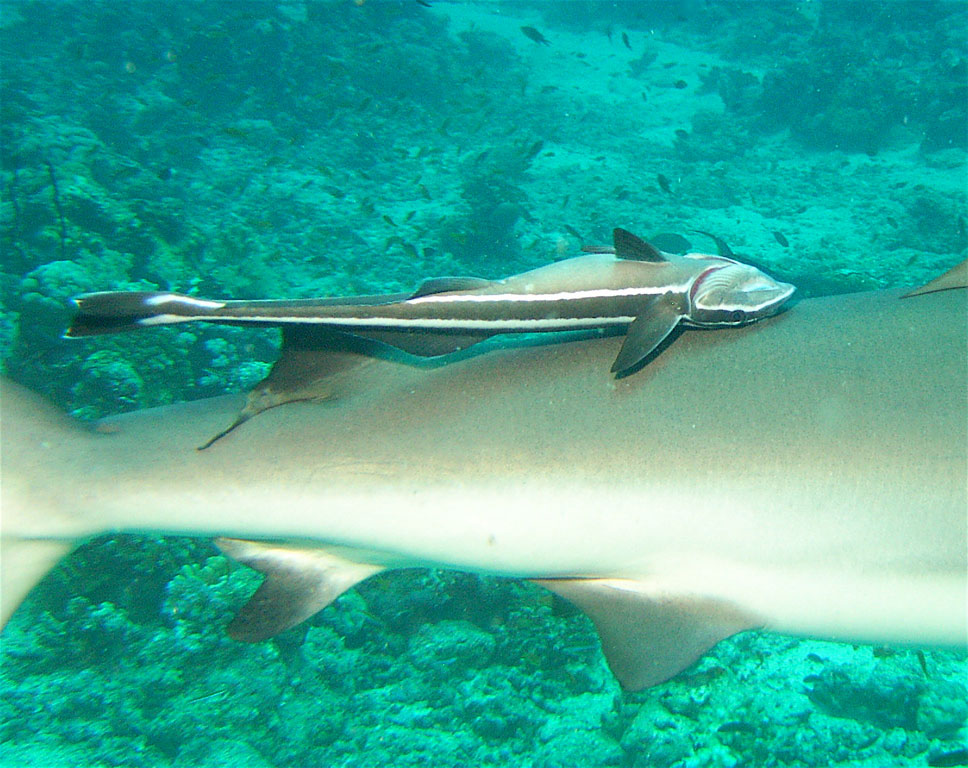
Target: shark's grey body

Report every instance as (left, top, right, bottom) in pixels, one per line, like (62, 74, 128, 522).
(2, 285, 965, 688)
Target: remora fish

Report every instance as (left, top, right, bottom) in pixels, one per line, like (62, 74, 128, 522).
(2, 268, 965, 690)
(66, 229, 795, 377)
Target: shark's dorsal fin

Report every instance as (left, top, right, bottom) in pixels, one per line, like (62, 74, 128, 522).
(534, 578, 760, 690)
(613, 228, 667, 263)
(200, 327, 380, 449)
(216, 539, 384, 642)
(410, 276, 492, 299)
(901, 259, 968, 298)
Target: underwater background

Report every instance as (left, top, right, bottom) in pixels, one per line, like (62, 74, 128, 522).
(1, 1, 966, 766)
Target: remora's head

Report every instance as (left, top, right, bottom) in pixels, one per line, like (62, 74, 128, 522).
(688, 262, 795, 327)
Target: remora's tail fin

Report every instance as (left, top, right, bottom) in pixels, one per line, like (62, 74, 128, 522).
(67, 291, 226, 337)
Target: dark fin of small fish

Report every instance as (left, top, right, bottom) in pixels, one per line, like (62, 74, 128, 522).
(611, 293, 685, 374)
(216, 539, 384, 642)
(357, 329, 494, 357)
(66, 291, 192, 337)
(533, 578, 758, 690)
(612, 228, 667, 263)
(901, 259, 968, 298)
(772, 230, 790, 247)
(690, 229, 735, 259)
(200, 327, 380, 450)
(409, 276, 493, 298)
(657, 173, 673, 193)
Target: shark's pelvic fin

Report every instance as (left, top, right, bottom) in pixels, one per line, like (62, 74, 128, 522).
(216, 539, 384, 642)
(901, 259, 968, 298)
(533, 578, 760, 690)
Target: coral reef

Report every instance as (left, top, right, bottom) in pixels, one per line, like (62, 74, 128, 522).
(1, 1, 966, 766)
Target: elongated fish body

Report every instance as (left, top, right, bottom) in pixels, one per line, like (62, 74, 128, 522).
(67, 230, 794, 375)
(3, 283, 965, 689)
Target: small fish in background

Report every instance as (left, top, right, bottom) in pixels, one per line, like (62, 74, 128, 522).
(772, 230, 790, 247)
(523, 139, 544, 161)
(915, 649, 929, 676)
(622, 32, 632, 50)
(673, 79, 688, 89)
(657, 173, 673, 193)
(520, 26, 550, 46)
(416, 0, 432, 7)
(563, 224, 583, 241)
(674, 129, 689, 140)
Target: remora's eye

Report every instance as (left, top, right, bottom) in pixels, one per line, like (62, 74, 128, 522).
(730, 310, 745, 322)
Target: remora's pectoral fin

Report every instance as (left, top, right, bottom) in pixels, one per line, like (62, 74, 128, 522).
(216, 539, 384, 642)
(1, 539, 74, 627)
(534, 578, 760, 690)
(611, 294, 685, 374)
(901, 259, 968, 298)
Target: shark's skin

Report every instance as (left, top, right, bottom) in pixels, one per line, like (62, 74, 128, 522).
(2, 286, 966, 688)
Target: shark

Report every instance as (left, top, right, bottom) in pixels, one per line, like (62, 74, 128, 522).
(1, 268, 965, 690)
(66, 229, 795, 377)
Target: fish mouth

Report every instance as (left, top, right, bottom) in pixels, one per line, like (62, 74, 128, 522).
(758, 281, 797, 315)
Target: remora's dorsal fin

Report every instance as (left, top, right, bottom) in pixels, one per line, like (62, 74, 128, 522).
(409, 276, 493, 298)
(613, 228, 667, 262)
(200, 327, 380, 449)
(901, 259, 968, 298)
(534, 578, 760, 690)
(611, 293, 686, 375)
(216, 539, 384, 642)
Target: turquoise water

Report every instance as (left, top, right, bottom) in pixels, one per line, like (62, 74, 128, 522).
(1, 1, 966, 766)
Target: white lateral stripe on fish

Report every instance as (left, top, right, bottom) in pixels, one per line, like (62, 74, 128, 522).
(67, 228, 795, 375)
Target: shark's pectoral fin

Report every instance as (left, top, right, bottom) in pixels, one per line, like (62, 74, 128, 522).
(534, 578, 760, 690)
(216, 538, 384, 642)
(611, 294, 686, 375)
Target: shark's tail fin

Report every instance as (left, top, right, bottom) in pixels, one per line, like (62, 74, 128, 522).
(0, 379, 88, 627)
(66, 291, 225, 337)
